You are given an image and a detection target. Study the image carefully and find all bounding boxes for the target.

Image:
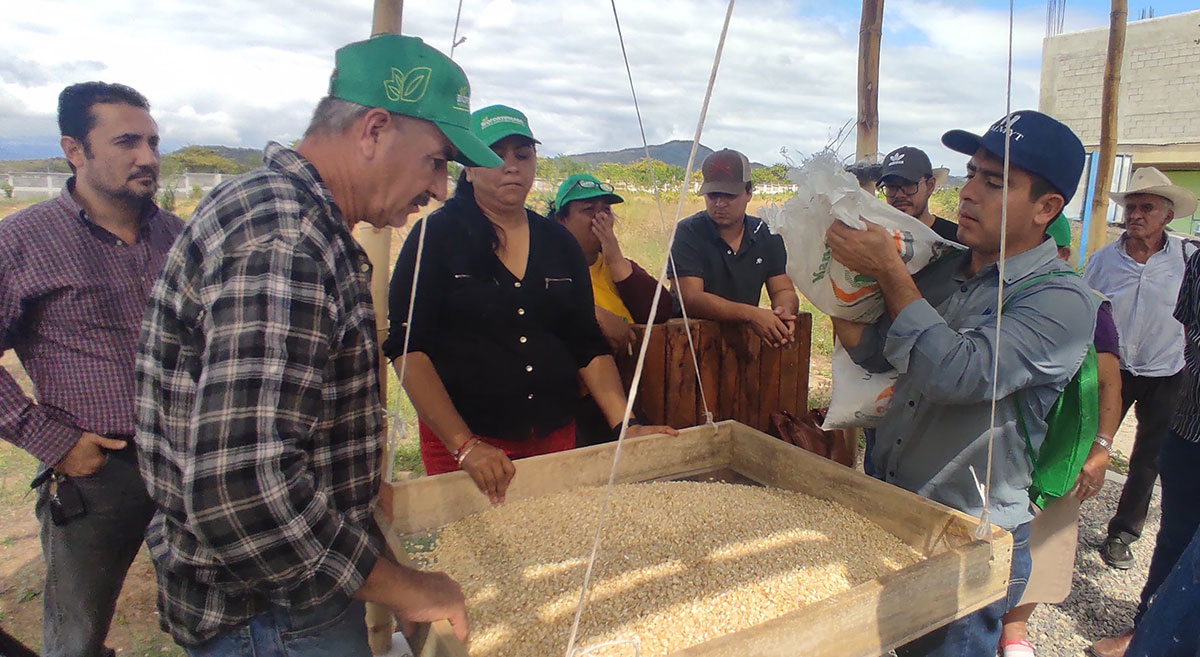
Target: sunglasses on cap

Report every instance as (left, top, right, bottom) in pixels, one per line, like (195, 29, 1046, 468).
(570, 179, 615, 194)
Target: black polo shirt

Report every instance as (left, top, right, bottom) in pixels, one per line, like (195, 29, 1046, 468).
(931, 215, 961, 244)
(383, 194, 610, 442)
(668, 211, 788, 306)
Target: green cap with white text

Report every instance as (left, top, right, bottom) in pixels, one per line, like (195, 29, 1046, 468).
(328, 34, 502, 168)
(472, 104, 540, 148)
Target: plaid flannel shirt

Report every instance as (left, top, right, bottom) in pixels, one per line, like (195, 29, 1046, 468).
(135, 142, 384, 645)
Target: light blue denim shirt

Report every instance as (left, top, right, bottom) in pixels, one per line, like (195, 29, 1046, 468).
(848, 239, 1097, 529)
(1084, 233, 1196, 377)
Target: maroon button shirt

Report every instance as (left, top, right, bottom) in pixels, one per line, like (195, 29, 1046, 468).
(0, 180, 182, 466)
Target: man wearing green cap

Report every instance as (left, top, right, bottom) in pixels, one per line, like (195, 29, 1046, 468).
(134, 35, 493, 654)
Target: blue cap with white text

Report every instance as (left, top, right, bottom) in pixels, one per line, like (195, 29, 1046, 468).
(942, 110, 1085, 204)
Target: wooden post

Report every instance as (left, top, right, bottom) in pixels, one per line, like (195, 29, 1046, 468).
(855, 0, 884, 192)
(1084, 0, 1127, 261)
(849, 0, 885, 463)
(365, 3, 402, 654)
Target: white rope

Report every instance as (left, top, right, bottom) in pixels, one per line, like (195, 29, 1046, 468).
(607, 0, 717, 429)
(384, 216, 431, 482)
(974, 0, 1017, 548)
(450, 0, 466, 58)
(563, 2, 736, 654)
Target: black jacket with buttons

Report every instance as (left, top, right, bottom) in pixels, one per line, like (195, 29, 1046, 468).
(384, 194, 611, 442)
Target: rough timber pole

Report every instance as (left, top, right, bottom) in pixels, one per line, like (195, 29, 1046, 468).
(1085, 0, 1127, 261)
(364, 5, 401, 655)
(845, 0, 884, 464)
(856, 0, 884, 192)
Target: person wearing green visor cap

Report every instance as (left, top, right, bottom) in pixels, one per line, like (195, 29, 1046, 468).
(549, 174, 672, 446)
(134, 35, 479, 653)
(998, 212, 1123, 657)
(386, 105, 676, 503)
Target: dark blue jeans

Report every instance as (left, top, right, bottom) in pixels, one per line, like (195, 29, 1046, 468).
(185, 596, 371, 657)
(895, 521, 1032, 657)
(1134, 429, 1200, 625)
(34, 454, 155, 657)
(1127, 524, 1200, 657)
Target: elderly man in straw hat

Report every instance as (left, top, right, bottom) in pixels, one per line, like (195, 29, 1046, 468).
(135, 34, 501, 655)
(1090, 174, 1200, 657)
(1083, 167, 1199, 573)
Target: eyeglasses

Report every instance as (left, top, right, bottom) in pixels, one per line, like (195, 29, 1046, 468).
(570, 179, 614, 194)
(877, 179, 925, 197)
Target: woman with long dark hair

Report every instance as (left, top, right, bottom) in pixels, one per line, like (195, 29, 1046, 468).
(384, 105, 674, 503)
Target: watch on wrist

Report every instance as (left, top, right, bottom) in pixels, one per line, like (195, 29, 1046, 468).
(1093, 434, 1113, 451)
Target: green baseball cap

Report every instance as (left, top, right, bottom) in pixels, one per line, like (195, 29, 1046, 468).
(1046, 212, 1071, 248)
(328, 34, 502, 168)
(555, 173, 624, 210)
(472, 105, 540, 148)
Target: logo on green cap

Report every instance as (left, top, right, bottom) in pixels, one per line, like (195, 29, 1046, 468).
(383, 66, 432, 103)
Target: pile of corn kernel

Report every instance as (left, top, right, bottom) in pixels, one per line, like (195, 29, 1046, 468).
(421, 481, 922, 657)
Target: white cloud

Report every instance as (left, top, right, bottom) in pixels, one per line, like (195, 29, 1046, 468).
(0, 0, 1115, 173)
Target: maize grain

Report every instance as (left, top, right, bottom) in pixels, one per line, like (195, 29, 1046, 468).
(416, 481, 922, 657)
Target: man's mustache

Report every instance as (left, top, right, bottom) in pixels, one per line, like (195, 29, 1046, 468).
(129, 167, 158, 182)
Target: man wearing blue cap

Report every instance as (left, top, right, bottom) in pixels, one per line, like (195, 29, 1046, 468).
(824, 111, 1097, 657)
(135, 35, 497, 653)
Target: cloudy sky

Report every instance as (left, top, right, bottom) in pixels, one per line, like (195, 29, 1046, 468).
(1, 0, 1194, 172)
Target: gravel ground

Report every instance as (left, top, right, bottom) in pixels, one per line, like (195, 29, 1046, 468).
(1024, 472, 1161, 656)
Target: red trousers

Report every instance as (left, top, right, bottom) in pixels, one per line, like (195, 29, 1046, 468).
(419, 420, 576, 475)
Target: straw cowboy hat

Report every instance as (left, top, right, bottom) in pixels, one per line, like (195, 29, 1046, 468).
(1109, 167, 1198, 218)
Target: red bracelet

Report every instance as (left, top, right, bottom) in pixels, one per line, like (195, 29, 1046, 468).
(453, 436, 481, 465)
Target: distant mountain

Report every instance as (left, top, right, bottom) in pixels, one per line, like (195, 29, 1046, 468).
(0, 138, 63, 161)
(565, 140, 716, 169)
(0, 144, 265, 174)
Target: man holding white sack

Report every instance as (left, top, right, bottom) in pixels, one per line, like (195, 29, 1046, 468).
(824, 110, 1095, 657)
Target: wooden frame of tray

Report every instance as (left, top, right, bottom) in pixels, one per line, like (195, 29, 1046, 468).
(378, 420, 1012, 657)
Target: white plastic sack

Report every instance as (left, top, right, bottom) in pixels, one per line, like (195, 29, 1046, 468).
(761, 152, 963, 325)
(760, 153, 964, 430)
(823, 342, 898, 429)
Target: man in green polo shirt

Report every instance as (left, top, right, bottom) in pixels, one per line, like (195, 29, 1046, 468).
(135, 35, 499, 655)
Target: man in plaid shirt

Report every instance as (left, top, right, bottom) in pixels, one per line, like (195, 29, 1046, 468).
(135, 35, 501, 655)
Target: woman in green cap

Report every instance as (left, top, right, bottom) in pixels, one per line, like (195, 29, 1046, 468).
(549, 173, 672, 445)
(384, 105, 675, 503)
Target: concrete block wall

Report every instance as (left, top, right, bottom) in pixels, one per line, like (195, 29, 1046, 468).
(1040, 10, 1200, 147)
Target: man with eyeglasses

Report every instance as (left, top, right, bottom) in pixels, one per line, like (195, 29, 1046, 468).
(669, 149, 800, 347)
(878, 146, 959, 243)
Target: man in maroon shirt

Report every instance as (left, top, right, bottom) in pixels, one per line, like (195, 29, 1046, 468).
(0, 82, 182, 657)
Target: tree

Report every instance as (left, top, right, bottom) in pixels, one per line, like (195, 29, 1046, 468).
(751, 163, 790, 187)
(161, 146, 251, 176)
(536, 155, 591, 181)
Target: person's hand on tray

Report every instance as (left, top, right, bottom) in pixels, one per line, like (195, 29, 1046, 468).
(394, 567, 470, 644)
(626, 424, 678, 439)
(460, 441, 516, 504)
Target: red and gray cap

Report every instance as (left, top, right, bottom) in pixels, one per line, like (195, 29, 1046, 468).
(699, 149, 752, 195)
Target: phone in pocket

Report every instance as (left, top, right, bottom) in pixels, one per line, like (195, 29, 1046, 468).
(49, 477, 87, 526)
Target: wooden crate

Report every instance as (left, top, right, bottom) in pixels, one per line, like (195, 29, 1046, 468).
(379, 421, 1012, 657)
(614, 316, 812, 433)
